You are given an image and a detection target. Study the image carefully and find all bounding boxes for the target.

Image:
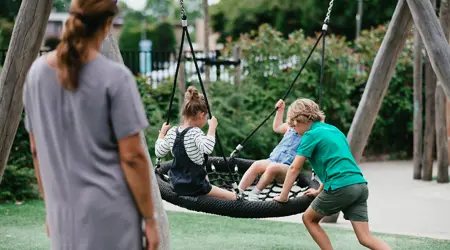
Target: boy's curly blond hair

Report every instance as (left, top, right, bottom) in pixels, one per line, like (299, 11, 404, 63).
(287, 98, 325, 127)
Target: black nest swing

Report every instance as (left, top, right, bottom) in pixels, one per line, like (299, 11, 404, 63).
(156, 157, 320, 218)
(155, 0, 334, 219)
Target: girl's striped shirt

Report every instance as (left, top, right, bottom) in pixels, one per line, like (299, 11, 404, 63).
(155, 126, 215, 165)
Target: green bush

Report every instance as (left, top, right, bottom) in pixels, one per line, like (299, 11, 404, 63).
(7, 112, 32, 169)
(0, 18, 14, 48)
(2, 112, 39, 202)
(136, 76, 181, 159)
(0, 165, 38, 202)
(210, 0, 397, 42)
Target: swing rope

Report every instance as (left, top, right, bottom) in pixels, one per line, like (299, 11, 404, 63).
(320, 0, 333, 107)
(156, 0, 241, 197)
(319, 26, 328, 109)
(230, 0, 334, 158)
(166, 27, 186, 125)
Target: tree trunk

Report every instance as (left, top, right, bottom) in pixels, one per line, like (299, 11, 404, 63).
(0, 0, 53, 182)
(422, 52, 437, 181)
(324, 0, 414, 224)
(413, 27, 424, 180)
(100, 33, 171, 250)
(203, 0, 210, 91)
(436, 86, 449, 182)
(436, 0, 450, 183)
(406, 0, 450, 99)
(347, 0, 414, 163)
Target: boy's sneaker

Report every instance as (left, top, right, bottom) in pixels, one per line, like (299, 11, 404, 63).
(247, 192, 260, 201)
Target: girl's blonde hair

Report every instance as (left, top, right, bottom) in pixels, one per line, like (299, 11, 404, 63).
(287, 98, 325, 127)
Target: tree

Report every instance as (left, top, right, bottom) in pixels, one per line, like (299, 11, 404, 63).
(146, 0, 173, 19)
(435, 0, 450, 184)
(0, 0, 71, 49)
(144, 0, 203, 21)
(210, 0, 397, 42)
(0, 19, 15, 48)
(53, 0, 72, 12)
(0, 0, 71, 20)
(100, 33, 171, 250)
(406, 0, 450, 98)
(413, 27, 424, 179)
(0, 0, 23, 21)
(347, 0, 413, 163)
(0, 0, 53, 180)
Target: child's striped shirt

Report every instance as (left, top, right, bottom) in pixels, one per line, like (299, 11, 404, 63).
(155, 126, 215, 165)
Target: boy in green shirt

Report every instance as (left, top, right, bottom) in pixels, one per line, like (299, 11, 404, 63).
(274, 98, 391, 250)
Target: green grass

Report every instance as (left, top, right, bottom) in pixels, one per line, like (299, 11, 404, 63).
(1, 200, 450, 250)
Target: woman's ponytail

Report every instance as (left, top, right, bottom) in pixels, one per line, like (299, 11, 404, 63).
(55, 0, 119, 90)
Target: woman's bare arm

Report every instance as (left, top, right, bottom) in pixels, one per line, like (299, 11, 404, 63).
(118, 133, 155, 221)
(29, 135, 45, 202)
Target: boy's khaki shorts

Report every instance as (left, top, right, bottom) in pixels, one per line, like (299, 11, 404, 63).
(310, 182, 369, 222)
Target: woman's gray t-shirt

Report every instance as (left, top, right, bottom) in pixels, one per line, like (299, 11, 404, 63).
(23, 54, 149, 250)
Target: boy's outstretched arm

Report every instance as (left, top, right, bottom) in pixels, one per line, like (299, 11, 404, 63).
(273, 155, 306, 202)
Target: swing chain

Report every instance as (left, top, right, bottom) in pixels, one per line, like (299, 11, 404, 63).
(180, 0, 187, 20)
(324, 0, 334, 24)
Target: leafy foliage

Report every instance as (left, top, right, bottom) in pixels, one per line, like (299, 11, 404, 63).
(210, 0, 397, 42)
(52, 0, 72, 12)
(145, 0, 174, 19)
(0, 0, 22, 21)
(0, 165, 38, 201)
(0, 0, 71, 48)
(136, 77, 181, 159)
(8, 112, 33, 168)
(2, 112, 38, 200)
(0, 18, 14, 48)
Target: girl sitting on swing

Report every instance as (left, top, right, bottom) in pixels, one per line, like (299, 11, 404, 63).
(155, 86, 237, 200)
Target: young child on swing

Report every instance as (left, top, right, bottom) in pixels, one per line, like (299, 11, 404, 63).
(273, 98, 391, 250)
(238, 99, 303, 201)
(155, 86, 237, 200)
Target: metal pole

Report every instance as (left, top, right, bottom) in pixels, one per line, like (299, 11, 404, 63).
(356, 0, 363, 40)
(141, 16, 146, 40)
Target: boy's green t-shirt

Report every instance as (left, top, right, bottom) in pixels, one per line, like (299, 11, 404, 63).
(296, 122, 367, 191)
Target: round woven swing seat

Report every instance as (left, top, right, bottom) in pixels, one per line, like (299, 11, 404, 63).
(155, 157, 320, 218)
